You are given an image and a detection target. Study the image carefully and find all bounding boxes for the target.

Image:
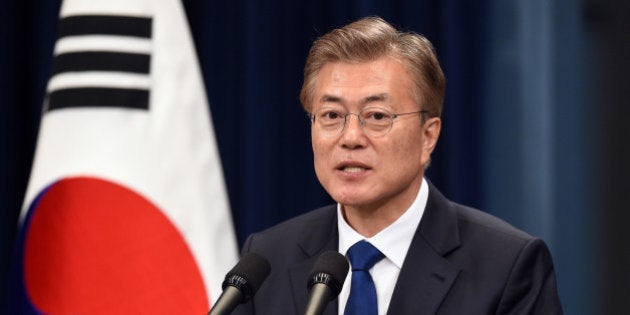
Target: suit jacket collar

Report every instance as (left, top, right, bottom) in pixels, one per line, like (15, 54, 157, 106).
(419, 181, 461, 256)
(387, 181, 462, 314)
(290, 206, 339, 315)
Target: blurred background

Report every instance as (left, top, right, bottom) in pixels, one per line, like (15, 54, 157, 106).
(1, 0, 628, 314)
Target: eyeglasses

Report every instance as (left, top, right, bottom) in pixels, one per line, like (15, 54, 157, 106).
(310, 107, 428, 138)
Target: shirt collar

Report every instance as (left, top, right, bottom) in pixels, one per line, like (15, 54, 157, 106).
(337, 178, 429, 268)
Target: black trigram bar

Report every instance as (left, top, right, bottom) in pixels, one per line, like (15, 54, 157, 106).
(48, 87, 149, 111)
(57, 15, 152, 39)
(52, 52, 150, 75)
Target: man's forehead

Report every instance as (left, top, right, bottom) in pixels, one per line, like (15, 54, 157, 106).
(318, 93, 390, 105)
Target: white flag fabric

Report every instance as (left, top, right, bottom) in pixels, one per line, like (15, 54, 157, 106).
(12, 0, 238, 313)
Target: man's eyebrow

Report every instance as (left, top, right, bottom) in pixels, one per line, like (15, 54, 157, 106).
(362, 93, 389, 104)
(318, 93, 389, 105)
(320, 95, 342, 103)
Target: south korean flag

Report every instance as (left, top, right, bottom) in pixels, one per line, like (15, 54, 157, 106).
(8, 0, 238, 314)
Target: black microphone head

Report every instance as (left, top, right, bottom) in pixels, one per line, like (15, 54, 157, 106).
(307, 251, 349, 298)
(222, 252, 271, 302)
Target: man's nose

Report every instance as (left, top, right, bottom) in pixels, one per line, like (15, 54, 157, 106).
(343, 113, 365, 132)
(340, 113, 367, 148)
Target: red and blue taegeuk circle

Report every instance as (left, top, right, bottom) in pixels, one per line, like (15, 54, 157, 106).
(8, 176, 209, 314)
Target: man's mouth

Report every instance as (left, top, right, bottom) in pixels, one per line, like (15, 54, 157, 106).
(342, 166, 367, 173)
(336, 161, 371, 173)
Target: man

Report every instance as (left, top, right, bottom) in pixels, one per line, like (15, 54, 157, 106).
(233, 17, 562, 314)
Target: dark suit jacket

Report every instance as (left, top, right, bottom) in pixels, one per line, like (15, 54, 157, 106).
(232, 183, 562, 314)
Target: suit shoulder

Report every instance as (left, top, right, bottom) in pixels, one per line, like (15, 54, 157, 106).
(254, 205, 336, 237)
(241, 205, 337, 256)
(453, 202, 533, 243)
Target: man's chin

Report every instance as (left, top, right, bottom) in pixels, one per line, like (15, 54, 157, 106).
(332, 192, 374, 208)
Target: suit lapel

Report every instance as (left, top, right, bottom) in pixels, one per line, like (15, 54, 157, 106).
(387, 182, 462, 314)
(288, 206, 339, 315)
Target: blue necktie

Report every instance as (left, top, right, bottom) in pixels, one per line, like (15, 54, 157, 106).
(344, 240, 384, 315)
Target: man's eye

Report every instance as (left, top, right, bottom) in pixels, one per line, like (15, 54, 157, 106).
(364, 110, 391, 121)
(373, 112, 385, 120)
(320, 110, 343, 120)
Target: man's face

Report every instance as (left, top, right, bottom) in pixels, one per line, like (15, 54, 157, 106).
(311, 56, 440, 214)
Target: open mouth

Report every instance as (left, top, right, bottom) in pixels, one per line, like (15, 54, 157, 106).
(341, 166, 367, 173)
(337, 161, 371, 173)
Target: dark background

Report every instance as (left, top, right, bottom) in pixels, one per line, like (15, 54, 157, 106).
(2, 0, 628, 314)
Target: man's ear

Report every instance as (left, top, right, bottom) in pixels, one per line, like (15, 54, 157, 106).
(421, 117, 441, 164)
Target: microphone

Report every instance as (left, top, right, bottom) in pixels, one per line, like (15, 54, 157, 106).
(304, 251, 350, 315)
(208, 252, 271, 315)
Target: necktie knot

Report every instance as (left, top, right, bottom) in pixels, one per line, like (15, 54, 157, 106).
(346, 240, 384, 271)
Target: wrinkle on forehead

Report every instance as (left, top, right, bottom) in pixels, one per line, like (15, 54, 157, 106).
(319, 93, 390, 107)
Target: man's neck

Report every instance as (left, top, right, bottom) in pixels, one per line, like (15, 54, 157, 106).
(341, 207, 404, 237)
(341, 179, 422, 237)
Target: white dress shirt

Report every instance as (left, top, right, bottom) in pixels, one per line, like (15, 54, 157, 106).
(337, 178, 429, 315)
